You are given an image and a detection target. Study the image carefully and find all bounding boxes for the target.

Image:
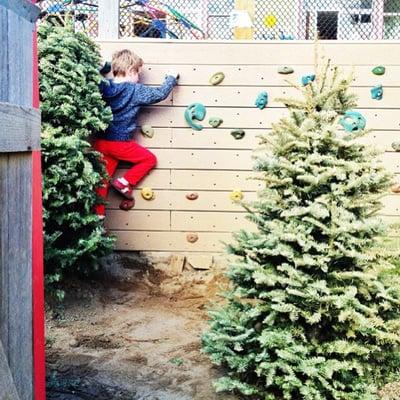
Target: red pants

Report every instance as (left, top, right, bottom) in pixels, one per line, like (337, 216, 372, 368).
(93, 139, 157, 215)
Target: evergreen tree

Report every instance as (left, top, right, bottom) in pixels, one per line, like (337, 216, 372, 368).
(202, 60, 400, 399)
(38, 22, 114, 294)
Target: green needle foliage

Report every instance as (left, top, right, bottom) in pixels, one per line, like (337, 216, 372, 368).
(39, 21, 114, 296)
(202, 60, 400, 399)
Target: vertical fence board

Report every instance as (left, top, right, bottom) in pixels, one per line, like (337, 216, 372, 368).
(6, 153, 33, 400)
(0, 4, 35, 399)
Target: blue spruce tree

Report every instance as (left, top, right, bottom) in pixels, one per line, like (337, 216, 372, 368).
(202, 60, 400, 400)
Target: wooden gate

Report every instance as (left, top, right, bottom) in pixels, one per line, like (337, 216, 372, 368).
(0, 1, 42, 399)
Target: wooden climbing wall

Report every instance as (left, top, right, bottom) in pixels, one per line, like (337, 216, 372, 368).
(98, 40, 400, 253)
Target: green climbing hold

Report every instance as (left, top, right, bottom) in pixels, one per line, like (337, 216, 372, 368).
(185, 103, 206, 131)
(392, 141, 400, 152)
(141, 125, 154, 138)
(231, 129, 245, 140)
(278, 66, 294, 74)
(209, 117, 223, 128)
(209, 72, 225, 86)
(372, 66, 385, 75)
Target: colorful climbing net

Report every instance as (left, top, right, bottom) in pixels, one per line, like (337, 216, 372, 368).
(37, 0, 206, 40)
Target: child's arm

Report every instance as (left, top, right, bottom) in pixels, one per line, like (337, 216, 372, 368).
(134, 75, 178, 105)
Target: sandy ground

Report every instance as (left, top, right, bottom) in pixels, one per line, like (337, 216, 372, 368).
(46, 253, 400, 400)
(46, 253, 238, 400)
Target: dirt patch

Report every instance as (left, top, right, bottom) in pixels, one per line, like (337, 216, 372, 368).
(46, 255, 237, 400)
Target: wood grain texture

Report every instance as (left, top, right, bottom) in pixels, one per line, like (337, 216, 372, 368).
(0, 340, 20, 400)
(0, 103, 41, 152)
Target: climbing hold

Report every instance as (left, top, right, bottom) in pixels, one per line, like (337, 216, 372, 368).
(230, 189, 244, 202)
(186, 192, 199, 200)
(339, 110, 366, 133)
(209, 72, 225, 86)
(255, 91, 269, 110)
(141, 125, 154, 138)
(301, 74, 316, 86)
(231, 129, 245, 140)
(184, 103, 206, 131)
(209, 117, 223, 128)
(371, 85, 383, 100)
(391, 183, 400, 193)
(186, 233, 199, 243)
(278, 66, 294, 74)
(119, 198, 135, 211)
(141, 187, 155, 200)
(372, 66, 385, 76)
(392, 141, 400, 152)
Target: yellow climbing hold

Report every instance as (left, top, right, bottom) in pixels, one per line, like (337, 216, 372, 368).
(141, 187, 155, 200)
(230, 189, 244, 202)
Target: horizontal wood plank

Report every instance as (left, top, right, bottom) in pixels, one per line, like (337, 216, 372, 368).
(111, 230, 233, 252)
(106, 210, 170, 230)
(99, 40, 400, 66)
(0, 102, 40, 152)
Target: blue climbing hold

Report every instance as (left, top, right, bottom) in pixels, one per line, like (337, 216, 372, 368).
(255, 91, 269, 110)
(340, 111, 366, 132)
(371, 85, 383, 100)
(301, 74, 316, 86)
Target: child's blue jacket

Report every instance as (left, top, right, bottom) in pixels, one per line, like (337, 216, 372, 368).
(98, 75, 177, 141)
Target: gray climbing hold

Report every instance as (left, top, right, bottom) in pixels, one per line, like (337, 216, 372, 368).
(141, 125, 154, 138)
(231, 129, 245, 140)
(209, 117, 223, 128)
(392, 141, 400, 152)
(278, 66, 294, 74)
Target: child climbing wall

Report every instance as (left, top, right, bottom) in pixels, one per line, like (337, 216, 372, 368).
(98, 40, 400, 253)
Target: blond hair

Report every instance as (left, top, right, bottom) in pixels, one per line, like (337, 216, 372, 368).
(111, 49, 143, 77)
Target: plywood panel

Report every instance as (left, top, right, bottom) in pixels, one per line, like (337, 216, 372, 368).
(99, 41, 400, 66)
(136, 64, 400, 88)
(170, 170, 262, 191)
(138, 107, 400, 130)
(111, 230, 233, 252)
(172, 86, 400, 109)
(105, 210, 170, 230)
(171, 211, 255, 231)
(107, 190, 256, 211)
(170, 128, 262, 149)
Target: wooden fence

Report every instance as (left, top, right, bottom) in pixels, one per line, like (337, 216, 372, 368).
(98, 40, 400, 254)
(0, 1, 41, 399)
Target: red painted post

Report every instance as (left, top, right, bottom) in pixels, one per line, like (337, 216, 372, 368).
(31, 1, 46, 399)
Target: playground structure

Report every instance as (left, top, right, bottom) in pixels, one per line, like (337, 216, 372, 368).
(97, 39, 400, 256)
(38, 0, 400, 40)
(0, 1, 44, 400)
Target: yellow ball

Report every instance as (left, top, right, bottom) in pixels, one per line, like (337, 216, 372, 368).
(264, 14, 277, 28)
(141, 187, 155, 200)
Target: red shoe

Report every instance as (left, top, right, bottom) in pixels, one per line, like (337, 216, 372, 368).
(111, 178, 134, 200)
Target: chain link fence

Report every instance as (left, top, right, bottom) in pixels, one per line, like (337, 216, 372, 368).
(38, 0, 400, 40)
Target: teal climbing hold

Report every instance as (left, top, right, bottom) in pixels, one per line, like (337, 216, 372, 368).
(231, 129, 245, 140)
(372, 66, 385, 76)
(339, 110, 366, 132)
(185, 103, 206, 131)
(301, 74, 315, 86)
(278, 66, 294, 74)
(371, 85, 383, 100)
(209, 117, 223, 128)
(255, 91, 268, 110)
